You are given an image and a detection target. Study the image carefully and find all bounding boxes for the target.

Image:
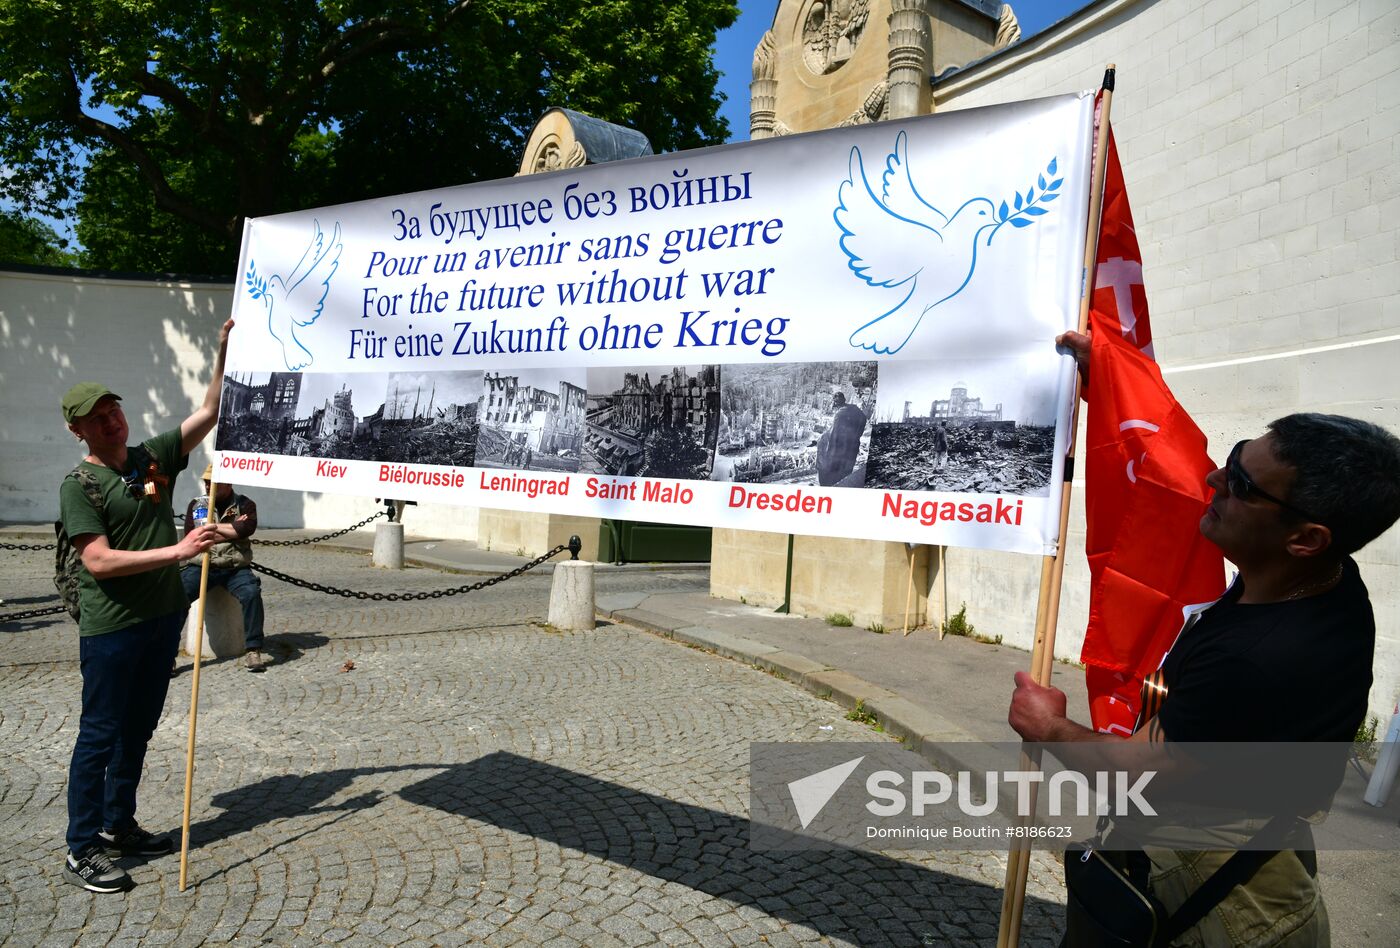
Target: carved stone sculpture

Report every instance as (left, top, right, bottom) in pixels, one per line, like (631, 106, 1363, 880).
(996, 3, 1022, 48)
(887, 0, 932, 119)
(750, 31, 780, 140)
(837, 81, 889, 126)
(531, 140, 587, 174)
(801, 0, 870, 75)
(517, 108, 651, 176)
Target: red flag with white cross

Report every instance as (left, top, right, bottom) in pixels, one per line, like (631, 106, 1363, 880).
(1080, 133, 1225, 735)
(1091, 133, 1153, 356)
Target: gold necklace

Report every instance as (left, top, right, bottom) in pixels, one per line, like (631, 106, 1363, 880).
(1285, 563, 1344, 601)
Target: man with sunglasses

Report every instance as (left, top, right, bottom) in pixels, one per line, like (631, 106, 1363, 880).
(1010, 330, 1400, 945)
(56, 318, 233, 894)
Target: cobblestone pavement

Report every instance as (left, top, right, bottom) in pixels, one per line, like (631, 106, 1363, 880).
(1, 545, 1067, 946)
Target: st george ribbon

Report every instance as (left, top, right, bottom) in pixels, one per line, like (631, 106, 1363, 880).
(217, 93, 1095, 556)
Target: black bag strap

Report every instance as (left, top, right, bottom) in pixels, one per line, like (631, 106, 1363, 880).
(1160, 815, 1300, 944)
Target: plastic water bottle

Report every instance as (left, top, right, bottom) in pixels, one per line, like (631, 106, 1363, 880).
(191, 495, 211, 528)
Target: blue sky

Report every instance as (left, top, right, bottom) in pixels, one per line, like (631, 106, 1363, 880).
(712, 1, 1088, 142)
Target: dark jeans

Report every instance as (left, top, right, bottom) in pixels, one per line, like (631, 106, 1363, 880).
(180, 565, 264, 650)
(67, 611, 184, 854)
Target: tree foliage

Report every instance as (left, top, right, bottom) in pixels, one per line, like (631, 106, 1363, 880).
(1, 0, 738, 272)
(0, 210, 77, 266)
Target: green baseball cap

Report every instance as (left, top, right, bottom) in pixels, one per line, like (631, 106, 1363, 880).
(61, 382, 121, 424)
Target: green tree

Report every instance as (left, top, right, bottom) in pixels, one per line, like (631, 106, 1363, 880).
(0, 210, 78, 266)
(1, 0, 738, 273)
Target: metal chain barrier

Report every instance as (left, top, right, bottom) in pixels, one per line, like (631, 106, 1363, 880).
(0, 511, 389, 555)
(4, 537, 580, 622)
(248, 542, 570, 601)
(251, 510, 389, 546)
(0, 602, 67, 622)
(1, 534, 62, 622)
(3, 519, 578, 622)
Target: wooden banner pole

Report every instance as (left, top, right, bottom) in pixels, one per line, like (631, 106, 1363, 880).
(996, 65, 1117, 948)
(938, 546, 949, 639)
(995, 555, 1055, 941)
(903, 544, 917, 635)
(178, 483, 220, 891)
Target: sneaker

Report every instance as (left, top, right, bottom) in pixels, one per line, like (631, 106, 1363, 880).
(98, 824, 174, 858)
(244, 649, 266, 672)
(62, 846, 133, 893)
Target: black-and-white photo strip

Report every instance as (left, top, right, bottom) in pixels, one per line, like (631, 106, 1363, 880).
(582, 364, 721, 479)
(373, 371, 482, 466)
(475, 369, 587, 473)
(864, 359, 1058, 496)
(713, 362, 878, 487)
(216, 370, 481, 466)
(216, 371, 307, 455)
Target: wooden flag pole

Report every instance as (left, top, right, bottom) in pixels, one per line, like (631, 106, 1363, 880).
(178, 483, 220, 890)
(179, 470, 225, 890)
(996, 65, 1117, 948)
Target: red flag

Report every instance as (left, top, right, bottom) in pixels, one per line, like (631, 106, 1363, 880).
(1091, 133, 1153, 355)
(1080, 134, 1225, 735)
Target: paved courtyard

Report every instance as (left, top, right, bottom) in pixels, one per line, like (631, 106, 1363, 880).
(0, 545, 1067, 946)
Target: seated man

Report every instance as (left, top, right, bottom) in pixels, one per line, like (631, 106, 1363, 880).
(180, 465, 266, 671)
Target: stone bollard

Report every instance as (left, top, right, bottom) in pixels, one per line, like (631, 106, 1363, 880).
(183, 586, 246, 659)
(548, 560, 595, 631)
(372, 520, 404, 569)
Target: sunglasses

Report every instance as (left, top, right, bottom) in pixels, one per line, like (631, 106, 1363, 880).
(120, 467, 146, 500)
(1224, 439, 1325, 524)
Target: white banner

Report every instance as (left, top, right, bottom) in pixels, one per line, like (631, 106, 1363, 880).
(217, 93, 1095, 555)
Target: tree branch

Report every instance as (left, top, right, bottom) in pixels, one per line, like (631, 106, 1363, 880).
(310, 20, 426, 93)
(124, 65, 240, 151)
(268, 16, 438, 150)
(57, 65, 231, 236)
(287, 2, 472, 115)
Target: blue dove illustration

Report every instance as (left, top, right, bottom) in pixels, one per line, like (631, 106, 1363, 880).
(834, 131, 1061, 355)
(244, 219, 344, 371)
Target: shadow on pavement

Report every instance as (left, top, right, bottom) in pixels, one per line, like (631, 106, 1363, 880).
(185, 765, 437, 882)
(400, 751, 1064, 944)
(265, 631, 330, 665)
(170, 633, 329, 676)
(184, 753, 1064, 943)
(2, 594, 62, 606)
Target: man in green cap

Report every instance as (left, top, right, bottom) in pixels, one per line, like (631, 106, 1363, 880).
(58, 318, 233, 893)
